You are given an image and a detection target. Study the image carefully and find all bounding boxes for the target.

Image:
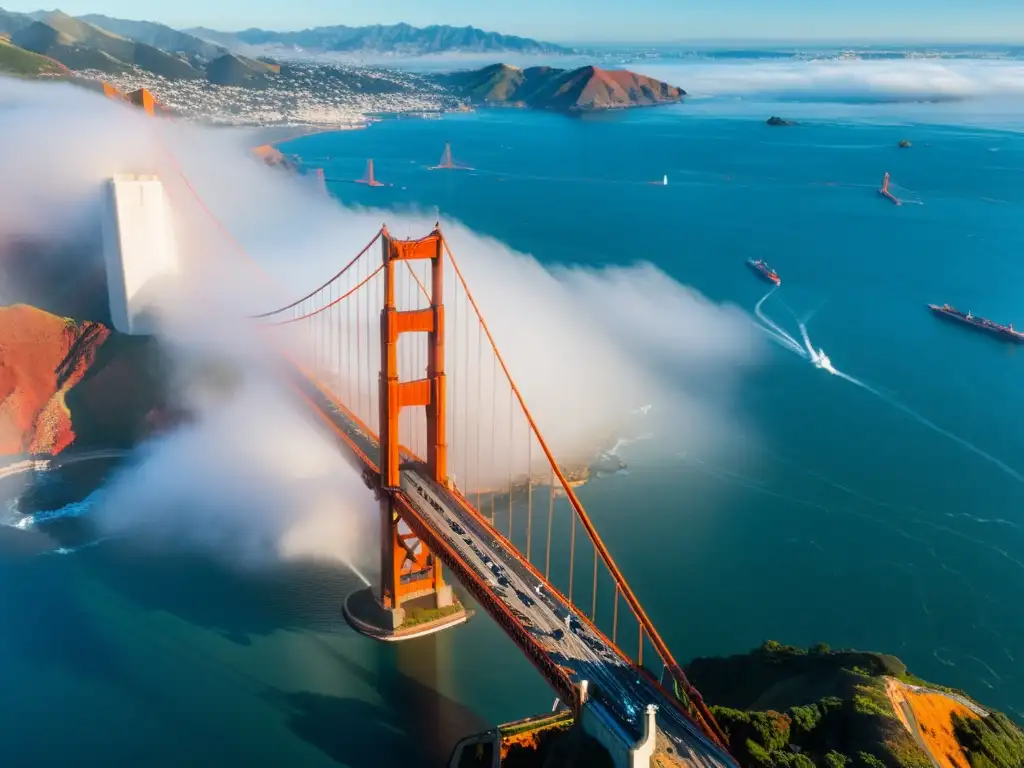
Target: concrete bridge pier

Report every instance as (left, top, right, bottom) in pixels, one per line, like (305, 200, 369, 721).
(343, 493, 467, 642)
(579, 678, 661, 768)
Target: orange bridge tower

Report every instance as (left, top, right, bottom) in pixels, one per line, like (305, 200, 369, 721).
(343, 225, 468, 639)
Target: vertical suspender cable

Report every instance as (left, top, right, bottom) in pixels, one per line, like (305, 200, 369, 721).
(491, 354, 497, 525)
(331, 280, 337, 395)
(526, 437, 533, 563)
(452, 266, 458, 490)
(508, 390, 514, 540)
(346, 271, 352, 403)
(311, 291, 316, 372)
(405, 259, 413, 450)
(366, 262, 373, 426)
(463, 288, 469, 495)
(476, 320, 482, 510)
(356, 253, 363, 421)
(568, 512, 576, 605)
(612, 585, 619, 645)
(545, 475, 554, 580)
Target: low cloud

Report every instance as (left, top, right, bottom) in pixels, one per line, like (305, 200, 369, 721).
(0, 73, 765, 568)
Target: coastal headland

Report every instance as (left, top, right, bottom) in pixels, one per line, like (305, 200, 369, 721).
(450, 641, 1024, 768)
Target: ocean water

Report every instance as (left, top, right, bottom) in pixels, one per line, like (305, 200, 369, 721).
(3, 58, 1024, 766)
(289, 108, 1024, 714)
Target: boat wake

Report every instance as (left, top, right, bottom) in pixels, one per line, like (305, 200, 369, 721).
(889, 181, 925, 205)
(44, 537, 113, 556)
(755, 289, 1024, 487)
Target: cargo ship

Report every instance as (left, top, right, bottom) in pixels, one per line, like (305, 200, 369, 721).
(747, 258, 781, 286)
(928, 303, 1024, 343)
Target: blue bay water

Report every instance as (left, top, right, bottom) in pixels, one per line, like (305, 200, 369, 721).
(287, 109, 1024, 714)
(2, 100, 1024, 766)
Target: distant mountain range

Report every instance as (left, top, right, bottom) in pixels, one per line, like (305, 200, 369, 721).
(78, 14, 226, 59)
(0, 9, 568, 60)
(182, 23, 570, 57)
(436, 63, 684, 113)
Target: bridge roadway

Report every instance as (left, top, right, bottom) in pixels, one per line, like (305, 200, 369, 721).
(292, 372, 736, 768)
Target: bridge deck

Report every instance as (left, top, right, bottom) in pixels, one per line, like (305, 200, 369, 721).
(294, 371, 736, 768)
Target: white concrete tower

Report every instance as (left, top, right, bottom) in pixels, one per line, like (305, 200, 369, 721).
(629, 704, 659, 767)
(100, 174, 180, 335)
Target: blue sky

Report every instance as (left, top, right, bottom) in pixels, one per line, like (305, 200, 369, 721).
(6, 0, 1024, 42)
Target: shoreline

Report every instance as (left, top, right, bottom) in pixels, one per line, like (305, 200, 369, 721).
(236, 122, 369, 150)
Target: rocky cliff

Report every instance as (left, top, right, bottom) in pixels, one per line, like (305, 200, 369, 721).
(0, 305, 107, 455)
(684, 641, 1024, 768)
(0, 305, 164, 459)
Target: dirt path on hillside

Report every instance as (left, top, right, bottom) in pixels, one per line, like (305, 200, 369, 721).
(884, 677, 982, 768)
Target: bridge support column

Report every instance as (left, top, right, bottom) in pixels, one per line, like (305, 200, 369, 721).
(344, 493, 466, 640)
(343, 225, 466, 642)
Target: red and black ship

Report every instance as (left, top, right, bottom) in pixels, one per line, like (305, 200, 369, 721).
(747, 258, 781, 286)
(928, 303, 1024, 343)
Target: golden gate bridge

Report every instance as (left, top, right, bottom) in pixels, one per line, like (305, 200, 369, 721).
(103, 85, 738, 768)
(251, 227, 736, 766)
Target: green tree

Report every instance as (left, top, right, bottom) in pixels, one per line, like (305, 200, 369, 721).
(746, 739, 772, 767)
(825, 751, 851, 768)
(789, 705, 822, 736)
(856, 751, 887, 768)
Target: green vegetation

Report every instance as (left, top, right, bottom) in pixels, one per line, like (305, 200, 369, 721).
(682, 641, 1022, 768)
(953, 712, 1024, 768)
(0, 37, 65, 77)
(205, 53, 276, 88)
(399, 603, 464, 629)
(500, 710, 574, 739)
(896, 671, 971, 700)
(852, 680, 898, 720)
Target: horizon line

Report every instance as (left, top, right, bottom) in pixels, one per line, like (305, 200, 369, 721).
(29, 11, 1024, 48)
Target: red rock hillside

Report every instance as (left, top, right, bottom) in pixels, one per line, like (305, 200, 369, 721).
(0, 304, 165, 459)
(0, 305, 107, 455)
